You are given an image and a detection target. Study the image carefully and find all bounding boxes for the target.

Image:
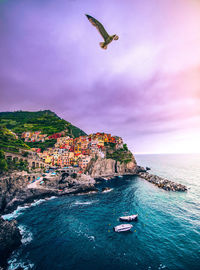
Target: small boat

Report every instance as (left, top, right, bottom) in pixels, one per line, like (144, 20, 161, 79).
(113, 224, 133, 232)
(119, 214, 138, 222)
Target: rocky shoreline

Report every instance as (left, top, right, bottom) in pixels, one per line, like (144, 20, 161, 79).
(138, 171, 187, 191)
(0, 163, 188, 269)
(0, 173, 97, 215)
(0, 217, 22, 269)
(0, 172, 98, 269)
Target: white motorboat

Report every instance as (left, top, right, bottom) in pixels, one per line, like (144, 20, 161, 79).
(113, 224, 133, 232)
(119, 214, 138, 222)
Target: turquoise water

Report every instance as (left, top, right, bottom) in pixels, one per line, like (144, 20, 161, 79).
(5, 154, 200, 270)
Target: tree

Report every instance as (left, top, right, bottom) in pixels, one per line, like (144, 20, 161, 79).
(71, 173, 77, 179)
(0, 150, 8, 172)
(123, 144, 128, 151)
(22, 151, 29, 157)
(0, 159, 8, 172)
(0, 150, 4, 160)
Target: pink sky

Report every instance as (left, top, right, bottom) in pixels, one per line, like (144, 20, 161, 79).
(0, 0, 200, 153)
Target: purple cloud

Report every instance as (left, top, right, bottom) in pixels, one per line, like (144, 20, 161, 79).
(0, 0, 200, 153)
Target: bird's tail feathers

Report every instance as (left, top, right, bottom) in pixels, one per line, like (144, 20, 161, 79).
(99, 42, 107, 50)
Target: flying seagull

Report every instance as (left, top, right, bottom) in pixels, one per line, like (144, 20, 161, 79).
(85, 14, 119, 49)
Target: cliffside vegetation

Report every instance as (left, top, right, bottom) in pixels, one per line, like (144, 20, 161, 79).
(0, 147, 29, 174)
(106, 144, 133, 164)
(0, 150, 8, 173)
(0, 126, 30, 153)
(0, 110, 87, 137)
(26, 139, 57, 152)
(7, 158, 29, 172)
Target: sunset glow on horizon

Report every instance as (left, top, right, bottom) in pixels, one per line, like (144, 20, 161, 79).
(0, 0, 200, 154)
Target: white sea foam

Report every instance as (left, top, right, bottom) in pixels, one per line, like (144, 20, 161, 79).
(46, 196, 57, 200)
(88, 235, 95, 241)
(8, 257, 34, 270)
(79, 231, 95, 242)
(2, 205, 29, 221)
(18, 225, 33, 245)
(6, 225, 34, 269)
(158, 264, 167, 269)
(2, 196, 57, 221)
(73, 200, 98, 206)
(30, 198, 46, 206)
(102, 188, 113, 193)
(7, 248, 34, 270)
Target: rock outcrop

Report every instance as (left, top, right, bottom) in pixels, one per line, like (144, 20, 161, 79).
(0, 172, 97, 214)
(86, 157, 137, 178)
(0, 217, 21, 268)
(0, 173, 29, 214)
(42, 173, 97, 194)
(0, 172, 48, 214)
(116, 159, 137, 175)
(138, 172, 187, 191)
(0, 171, 98, 268)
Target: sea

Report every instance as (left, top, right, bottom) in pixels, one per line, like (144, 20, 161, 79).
(3, 154, 200, 270)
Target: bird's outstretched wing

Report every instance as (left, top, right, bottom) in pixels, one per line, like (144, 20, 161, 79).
(85, 14, 109, 41)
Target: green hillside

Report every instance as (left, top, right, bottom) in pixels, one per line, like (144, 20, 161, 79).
(0, 110, 87, 137)
(106, 143, 133, 164)
(0, 126, 30, 153)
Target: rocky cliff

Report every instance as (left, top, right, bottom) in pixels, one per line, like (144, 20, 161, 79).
(0, 172, 97, 215)
(0, 217, 21, 269)
(0, 173, 31, 214)
(86, 156, 137, 178)
(0, 171, 97, 267)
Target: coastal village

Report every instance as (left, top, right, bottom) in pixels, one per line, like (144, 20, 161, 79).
(0, 113, 188, 269)
(21, 131, 124, 172)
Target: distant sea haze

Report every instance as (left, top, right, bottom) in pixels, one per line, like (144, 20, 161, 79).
(5, 154, 200, 270)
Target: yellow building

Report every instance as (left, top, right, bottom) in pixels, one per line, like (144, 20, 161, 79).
(74, 144, 81, 154)
(68, 152, 74, 159)
(45, 156, 53, 164)
(97, 139, 104, 146)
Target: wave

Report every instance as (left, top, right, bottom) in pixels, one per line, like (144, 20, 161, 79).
(158, 264, 167, 269)
(46, 196, 57, 200)
(8, 252, 34, 270)
(18, 225, 33, 245)
(73, 200, 99, 206)
(86, 234, 95, 241)
(2, 196, 57, 221)
(2, 205, 30, 221)
(74, 227, 95, 242)
(102, 188, 113, 193)
(7, 225, 34, 269)
(30, 196, 57, 206)
(30, 198, 46, 207)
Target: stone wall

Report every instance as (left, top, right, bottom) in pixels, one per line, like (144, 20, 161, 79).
(4, 152, 47, 169)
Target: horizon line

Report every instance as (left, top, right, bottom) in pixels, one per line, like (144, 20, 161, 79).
(134, 152, 200, 155)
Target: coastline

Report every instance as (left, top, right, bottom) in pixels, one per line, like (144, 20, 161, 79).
(1, 171, 187, 217)
(0, 217, 22, 270)
(0, 166, 188, 269)
(0, 172, 97, 269)
(0, 166, 188, 217)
